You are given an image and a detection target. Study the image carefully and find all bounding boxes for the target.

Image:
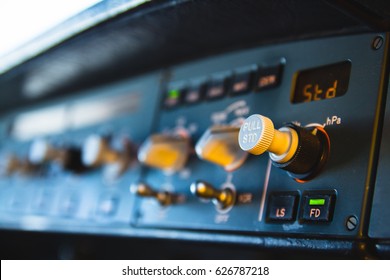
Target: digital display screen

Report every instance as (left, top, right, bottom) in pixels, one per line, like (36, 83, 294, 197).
(292, 61, 351, 104)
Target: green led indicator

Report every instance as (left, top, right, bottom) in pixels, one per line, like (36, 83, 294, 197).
(168, 89, 180, 99)
(309, 198, 325, 206)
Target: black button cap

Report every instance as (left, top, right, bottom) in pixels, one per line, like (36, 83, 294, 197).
(299, 191, 336, 223)
(255, 65, 283, 91)
(266, 192, 299, 222)
(184, 84, 204, 104)
(205, 78, 228, 100)
(163, 88, 184, 109)
(230, 71, 253, 96)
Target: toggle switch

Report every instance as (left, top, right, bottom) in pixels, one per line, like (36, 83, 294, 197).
(29, 139, 85, 173)
(82, 135, 134, 177)
(195, 126, 248, 172)
(131, 182, 184, 206)
(190, 180, 235, 210)
(238, 114, 330, 181)
(138, 134, 190, 172)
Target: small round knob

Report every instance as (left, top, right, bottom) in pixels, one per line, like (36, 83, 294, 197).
(131, 182, 184, 206)
(195, 126, 248, 172)
(190, 180, 235, 210)
(138, 134, 190, 172)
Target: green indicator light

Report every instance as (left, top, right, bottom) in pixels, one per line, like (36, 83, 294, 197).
(168, 89, 180, 99)
(309, 198, 325, 206)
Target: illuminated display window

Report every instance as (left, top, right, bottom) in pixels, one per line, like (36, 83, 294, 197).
(291, 61, 351, 104)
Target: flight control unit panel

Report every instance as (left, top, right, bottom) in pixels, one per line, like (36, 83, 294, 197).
(0, 32, 389, 251)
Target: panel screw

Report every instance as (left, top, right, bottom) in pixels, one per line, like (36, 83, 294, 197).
(346, 215, 358, 231)
(372, 36, 383, 50)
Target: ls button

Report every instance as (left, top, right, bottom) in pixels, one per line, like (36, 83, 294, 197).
(266, 192, 298, 222)
(300, 191, 336, 223)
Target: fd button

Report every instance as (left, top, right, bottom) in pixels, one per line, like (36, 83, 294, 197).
(299, 191, 336, 223)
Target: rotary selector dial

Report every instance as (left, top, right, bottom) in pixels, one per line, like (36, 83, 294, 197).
(238, 114, 330, 181)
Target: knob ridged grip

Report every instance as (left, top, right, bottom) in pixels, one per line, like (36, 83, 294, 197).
(238, 114, 275, 155)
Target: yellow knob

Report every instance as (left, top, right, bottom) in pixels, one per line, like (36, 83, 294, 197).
(138, 134, 190, 172)
(238, 114, 298, 163)
(195, 126, 247, 172)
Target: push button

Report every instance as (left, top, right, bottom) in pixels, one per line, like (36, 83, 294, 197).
(205, 78, 228, 100)
(299, 191, 336, 223)
(164, 88, 184, 109)
(184, 84, 204, 104)
(266, 192, 298, 222)
(255, 64, 283, 91)
(230, 71, 253, 96)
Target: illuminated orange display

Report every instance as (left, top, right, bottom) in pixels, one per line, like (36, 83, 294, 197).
(292, 61, 351, 103)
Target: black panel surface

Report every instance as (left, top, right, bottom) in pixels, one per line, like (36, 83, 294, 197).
(134, 33, 385, 238)
(1, 0, 390, 260)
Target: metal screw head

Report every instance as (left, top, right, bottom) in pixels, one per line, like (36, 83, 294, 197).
(346, 215, 358, 231)
(372, 36, 384, 50)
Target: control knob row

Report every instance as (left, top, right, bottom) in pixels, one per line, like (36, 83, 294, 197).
(138, 113, 329, 181)
(5, 113, 329, 183)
